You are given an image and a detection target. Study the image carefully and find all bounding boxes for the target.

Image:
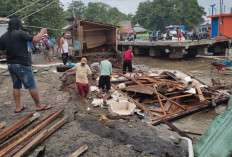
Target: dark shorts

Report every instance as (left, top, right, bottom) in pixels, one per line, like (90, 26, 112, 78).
(8, 64, 36, 89)
(76, 82, 89, 96)
(98, 75, 111, 90)
(62, 53, 68, 65)
(123, 60, 132, 73)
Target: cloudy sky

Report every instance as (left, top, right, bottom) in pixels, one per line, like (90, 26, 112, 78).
(61, 0, 231, 16)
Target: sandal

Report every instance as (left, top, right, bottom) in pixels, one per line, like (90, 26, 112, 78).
(36, 105, 52, 111)
(15, 105, 27, 113)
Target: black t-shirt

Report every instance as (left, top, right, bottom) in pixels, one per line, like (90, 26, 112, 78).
(0, 30, 33, 66)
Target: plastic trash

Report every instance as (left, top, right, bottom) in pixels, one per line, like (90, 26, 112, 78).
(68, 62, 75, 67)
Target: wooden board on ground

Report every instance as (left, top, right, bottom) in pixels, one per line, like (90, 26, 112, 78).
(13, 115, 69, 157)
(0, 113, 40, 144)
(69, 144, 88, 157)
(0, 109, 63, 157)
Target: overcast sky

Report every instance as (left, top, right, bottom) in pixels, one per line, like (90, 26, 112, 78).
(61, 0, 232, 16)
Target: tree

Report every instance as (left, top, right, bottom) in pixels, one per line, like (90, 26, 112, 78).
(133, 0, 206, 31)
(83, 2, 131, 26)
(66, 0, 86, 19)
(0, 0, 66, 37)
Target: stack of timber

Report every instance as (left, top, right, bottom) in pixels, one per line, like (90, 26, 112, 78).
(111, 70, 230, 125)
(0, 109, 69, 157)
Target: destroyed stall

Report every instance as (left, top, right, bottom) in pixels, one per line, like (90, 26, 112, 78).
(64, 18, 119, 58)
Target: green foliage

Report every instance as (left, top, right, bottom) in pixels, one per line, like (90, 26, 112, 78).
(0, 0, 66, 37)
(66, 0, 86, 19)
(82, 2, 132, 26)
(133, 0, 206, 31)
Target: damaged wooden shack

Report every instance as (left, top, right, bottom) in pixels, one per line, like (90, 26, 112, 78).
(63, 18, 119, 58)
(109, 70, 230, 126)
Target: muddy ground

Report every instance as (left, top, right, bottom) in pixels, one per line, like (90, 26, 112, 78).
(0, 52, 230, 156)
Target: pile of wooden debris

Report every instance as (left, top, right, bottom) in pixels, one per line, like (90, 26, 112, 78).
(110, 70, 230, 125)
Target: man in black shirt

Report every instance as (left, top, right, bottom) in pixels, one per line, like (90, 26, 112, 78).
(0, 18, 52, 113)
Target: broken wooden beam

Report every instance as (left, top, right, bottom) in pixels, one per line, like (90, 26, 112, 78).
(117, 73, 187, 111)
(69, 144, 88, 157)
(12, 115, 69, 157)
(195, 83, 205, 102)
(0, 109, 63, 157)
(143, 94, 193, 104)
(153, 85, 167, 116)
(152, 97, 229, 125)
(112, 84, 155, 117)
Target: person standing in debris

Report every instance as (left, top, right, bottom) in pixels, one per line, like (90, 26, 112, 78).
(60, 32, 69, 65)
(98, 55, 112, 98)
(64, 57, 93, 103)
(122, 46, 135, 75)
(177, 27, 182, 42)
(42, 34, 52, 64)
(0, 18, 52, 112)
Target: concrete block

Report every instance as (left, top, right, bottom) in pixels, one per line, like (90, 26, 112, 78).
(169, 48, 184, 59)
(149, 48, 161, 57)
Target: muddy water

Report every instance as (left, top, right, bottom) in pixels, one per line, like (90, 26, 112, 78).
(135, 56, 228, 138)
(135, 56, 227, 86)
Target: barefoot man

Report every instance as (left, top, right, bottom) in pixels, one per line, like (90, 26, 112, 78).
(64, 57, 93, 103)
(0, 18, 52, 113)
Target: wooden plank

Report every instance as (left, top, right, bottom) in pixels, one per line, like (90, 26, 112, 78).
(153, 85, 167, 116)
(143, 94, 193, 104)
(117, 73, 187, 111)
(0, 122, 6, 130)
(195, 83, 205, 102)
(111, 84, 155, 117)
(0, 109, 63, 157)
(0, 113, 40, 145)
(0, 114, 33, 143)
(164, 101, 172, 112)
(12, 115, 69, 157)
(69, 144, 88, 157)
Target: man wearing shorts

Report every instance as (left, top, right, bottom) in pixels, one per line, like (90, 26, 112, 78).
(98, 55, 112, 98)
(123, 46, 135, 75)
(64, 57, 93, 103)
(0, 18, 51, 113)
(42, 34, 52, 64)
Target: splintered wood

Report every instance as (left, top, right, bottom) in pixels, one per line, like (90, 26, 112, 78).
(111, 71, 228, 125)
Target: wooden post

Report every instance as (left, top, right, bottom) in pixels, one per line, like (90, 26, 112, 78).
(195, 83, 205, 102)
(12, 115, 69, 157)
(0, 109, 63, 157)
(69, 144, 88, 157)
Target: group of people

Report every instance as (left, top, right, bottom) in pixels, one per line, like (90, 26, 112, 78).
(63, 46, 135, 103)
(0, 17, 136, 113)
